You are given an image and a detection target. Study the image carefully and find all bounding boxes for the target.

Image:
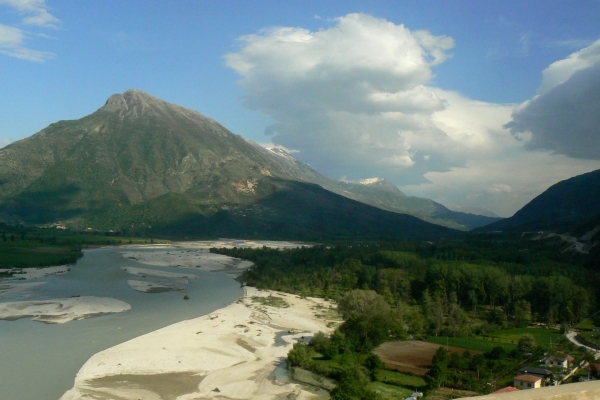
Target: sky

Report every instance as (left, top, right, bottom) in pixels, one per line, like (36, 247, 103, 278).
(1, 1, 600, 217)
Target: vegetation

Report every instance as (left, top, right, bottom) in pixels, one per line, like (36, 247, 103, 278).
(213, 232, 600, 396)
(0, 222, 168, 268)
(578, 331, 600, 348)
(215, 234, 598, 331)
(251, 295, 289, 308)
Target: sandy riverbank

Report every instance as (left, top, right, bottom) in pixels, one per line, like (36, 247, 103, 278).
(120, 239, 307, 277)
(61, 287, 340, 400)
(0, 296, 131, 324)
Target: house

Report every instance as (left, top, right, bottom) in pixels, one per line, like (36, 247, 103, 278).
(544, 352, 574, 370)
(589, 363, 600, 374)
(514, 374, 542, 389)
(492, 386, 519, 394)
(518, 366, 553, 381)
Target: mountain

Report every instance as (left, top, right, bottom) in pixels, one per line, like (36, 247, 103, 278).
(446, 205, 499, 218)
(0, 89, 455, 240)
(478, 169, 600, 233)
(251, 147, 500, 230)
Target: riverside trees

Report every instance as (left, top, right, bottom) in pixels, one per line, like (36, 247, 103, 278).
(216, 238, 594, 332)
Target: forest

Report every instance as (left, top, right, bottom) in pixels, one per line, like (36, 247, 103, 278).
(212, 233, 600, 398)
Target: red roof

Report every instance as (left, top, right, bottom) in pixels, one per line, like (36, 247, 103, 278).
(514, 374, 542, 383)
(492, 386, 520, 393)
(588, 363, 600, 371)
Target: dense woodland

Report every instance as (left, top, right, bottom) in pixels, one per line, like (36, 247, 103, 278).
(213, 233, 600, 398)
(215, 234, 599, 332)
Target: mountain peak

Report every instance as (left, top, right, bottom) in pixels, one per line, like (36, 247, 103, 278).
(101, 89, 208, 122)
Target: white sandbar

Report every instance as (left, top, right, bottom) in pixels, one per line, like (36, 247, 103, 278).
(121, 266, 198, 280)
(0, 296, 131, 324)
(126, 280, 184, 293)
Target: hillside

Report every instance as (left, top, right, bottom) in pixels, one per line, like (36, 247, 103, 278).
(252, 145, 500, 230)
(478, 169, 600, 233)
(0, 90, 456, 240)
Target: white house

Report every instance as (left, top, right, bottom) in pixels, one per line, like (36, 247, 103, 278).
(514, 374, 542, 389)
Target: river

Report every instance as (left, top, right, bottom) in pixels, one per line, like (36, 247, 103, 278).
(0, 246, 244, 400)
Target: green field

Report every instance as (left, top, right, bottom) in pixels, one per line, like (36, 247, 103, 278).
(427, 336, 515, 352)
(370, 382, 413, 399)
(427, 328, 562, 352)
(376, 369, 426, 389)
(484, 327, 562, 347)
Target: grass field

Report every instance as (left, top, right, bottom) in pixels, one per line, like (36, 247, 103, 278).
(427, 336, 515, 352)
(427, 327, 563, 352)
(484, 327, 563, 347)
(376, 369, 426, 389)
(370, 382, 413, 399)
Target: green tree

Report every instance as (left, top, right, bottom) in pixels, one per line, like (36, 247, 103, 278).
(288, 342, 314, 369)
(337, 290, 400, 351)
(330, 367, 380, 400)
(517, 334, 536, 354)
(363, 353, 385, 380)
(514, 299, 532, 328)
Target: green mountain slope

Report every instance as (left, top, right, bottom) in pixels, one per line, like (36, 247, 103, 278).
(0, 90, 456, 240)
(478, 169, 600, 232)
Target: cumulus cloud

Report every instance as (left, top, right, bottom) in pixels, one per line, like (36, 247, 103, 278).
(506, 40, 600, 159)
(0, 0, 58, 61)
(226, 13, 457, 184)
(226, 14, 600, 216)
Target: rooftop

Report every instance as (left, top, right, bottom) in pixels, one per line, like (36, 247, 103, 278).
(492, 386, 520, 393)
(514, 374, 543, 383)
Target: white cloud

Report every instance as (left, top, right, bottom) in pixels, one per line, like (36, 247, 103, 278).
(0, 0, 61, 28)
(226, 13, 456, 183)
(403, 151, 600, 217)
(0, 23, 54, 61)
(0, 0, 58, 61)
(537, 39, 600, 94)
(506, 41, 600, 159)
(226, 14, 600, 216)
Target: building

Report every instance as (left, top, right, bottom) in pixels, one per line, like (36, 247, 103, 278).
(514, 374, 542, 390)
(518, 366, 553, 383)
(492, 386, 520, 393)
(544, 352, 574, 370)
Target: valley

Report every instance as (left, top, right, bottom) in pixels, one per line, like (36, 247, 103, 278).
(1, 91, 599, 400)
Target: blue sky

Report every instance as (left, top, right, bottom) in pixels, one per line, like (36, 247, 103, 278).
(2, 0, 600, 216)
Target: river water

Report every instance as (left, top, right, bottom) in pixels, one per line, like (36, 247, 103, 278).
(0, 246, 243, 400)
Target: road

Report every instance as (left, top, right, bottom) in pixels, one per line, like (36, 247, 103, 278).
(566, 331, 600, 359)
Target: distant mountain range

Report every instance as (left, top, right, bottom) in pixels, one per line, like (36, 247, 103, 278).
(478, 169, 600, 233)
(0, 90, 497, 239)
